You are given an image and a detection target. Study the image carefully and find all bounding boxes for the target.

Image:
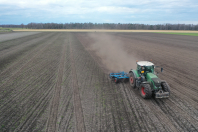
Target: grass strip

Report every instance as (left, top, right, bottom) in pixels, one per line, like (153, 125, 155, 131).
(155, 32, 198, 36)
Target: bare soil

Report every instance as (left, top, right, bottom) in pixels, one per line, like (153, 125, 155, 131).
(75, 32, 198, 132)
(0, 32, 197, 132)
(0, 32, 41, 42)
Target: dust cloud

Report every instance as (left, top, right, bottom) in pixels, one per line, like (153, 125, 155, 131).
(86, 33, 138, 72)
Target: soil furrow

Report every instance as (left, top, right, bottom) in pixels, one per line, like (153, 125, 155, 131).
(69, 34, 86, 132)
(46, 35, 67, 132)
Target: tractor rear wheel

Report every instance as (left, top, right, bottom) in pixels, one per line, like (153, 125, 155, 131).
(129, 72, 136, 88)
(140, 84, 152, 99)
(162, 82, 170, 94)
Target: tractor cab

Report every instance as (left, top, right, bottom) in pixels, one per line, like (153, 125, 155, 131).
(136, 61, 154, 76)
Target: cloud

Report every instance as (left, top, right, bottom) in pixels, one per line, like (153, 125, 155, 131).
(0, 0, 198, 24)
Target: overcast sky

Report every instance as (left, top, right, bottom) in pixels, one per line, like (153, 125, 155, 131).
(0, 0, 198, 24)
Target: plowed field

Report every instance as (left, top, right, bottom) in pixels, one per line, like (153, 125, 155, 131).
(0, 32, 198, 132)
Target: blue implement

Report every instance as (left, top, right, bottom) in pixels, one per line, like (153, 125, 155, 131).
(109, 71, 129, 83)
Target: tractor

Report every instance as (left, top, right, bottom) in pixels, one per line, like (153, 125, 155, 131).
(109, 61, 170, 99)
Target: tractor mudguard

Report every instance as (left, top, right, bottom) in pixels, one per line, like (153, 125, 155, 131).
(129, 70, 136, 78)
(161, 80, 171, 88)
(129, 69, 139, 78)
(161, 80, 167, 83)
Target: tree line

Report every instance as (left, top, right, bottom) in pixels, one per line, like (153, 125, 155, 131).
(1, 23, 198, 30)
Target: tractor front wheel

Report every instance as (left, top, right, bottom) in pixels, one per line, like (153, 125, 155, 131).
(162, 82, 170, 95)
(140, 84, 152, 99)
(129, 72, 136, 88)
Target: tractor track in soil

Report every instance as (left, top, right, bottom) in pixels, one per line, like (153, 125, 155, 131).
(69, 34, 86, 132)
(46, 35, 67, 132)
(56, 40, 74, 132)
(0, 32, 198, 131)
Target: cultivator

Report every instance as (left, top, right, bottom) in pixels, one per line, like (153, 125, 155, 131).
(109, 61, 170, 99)
(109, 71, 129, 83)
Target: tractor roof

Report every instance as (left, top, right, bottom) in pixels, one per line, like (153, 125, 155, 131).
(137, 61, 154, 66)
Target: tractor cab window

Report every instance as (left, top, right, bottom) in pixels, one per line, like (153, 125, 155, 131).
(137, 65, 141, 72)
(145, 66, 154, 73)
(137, 65, 140, 70)
(137, 65, 145, 74)
(137, 65, 154, 74)
(137, 65, 143, 70)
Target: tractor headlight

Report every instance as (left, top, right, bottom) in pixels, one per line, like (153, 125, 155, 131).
(141, 71, 144, 73)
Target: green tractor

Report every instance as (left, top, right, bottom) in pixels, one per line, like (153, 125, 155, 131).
(129, 61, 170, 99)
